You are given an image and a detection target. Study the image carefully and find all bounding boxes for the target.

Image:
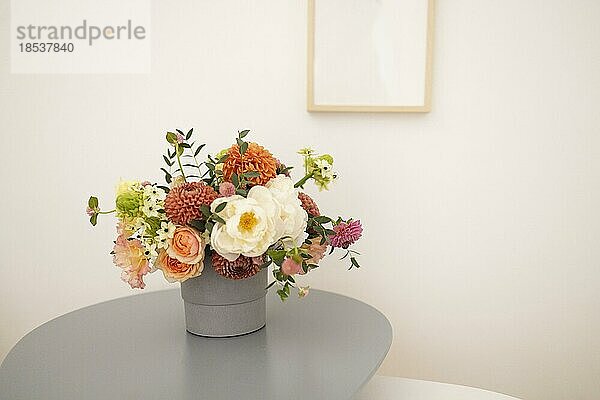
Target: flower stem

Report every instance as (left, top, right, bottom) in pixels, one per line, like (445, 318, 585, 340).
(294, 172, 313, 188)
(98, 209, 116, 215)
(176, 145, 187, 182)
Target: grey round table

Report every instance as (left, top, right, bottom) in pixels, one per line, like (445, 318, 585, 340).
(1, 289, 392, 400)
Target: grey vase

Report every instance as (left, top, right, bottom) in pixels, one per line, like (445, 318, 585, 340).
(180, 256, 267, 337)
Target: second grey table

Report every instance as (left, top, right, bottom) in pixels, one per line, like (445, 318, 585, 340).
(1, 289, 392, 400)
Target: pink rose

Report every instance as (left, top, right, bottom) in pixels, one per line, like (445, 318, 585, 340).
(156, 250, 203, 283)
(281, 257, 303, 276)
(167, 226, 205, 264)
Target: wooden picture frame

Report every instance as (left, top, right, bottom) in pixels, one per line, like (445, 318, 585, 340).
(307, 0, 435, 113)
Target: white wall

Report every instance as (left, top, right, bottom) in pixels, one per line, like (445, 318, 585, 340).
(1, 1, 599, 399)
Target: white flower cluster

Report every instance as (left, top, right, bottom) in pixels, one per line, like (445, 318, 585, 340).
(210, 175, 308, 261)
(139, 184, 168, 262)
(141, 184, 166, 218)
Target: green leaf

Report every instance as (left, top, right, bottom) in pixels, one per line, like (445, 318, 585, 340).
(163, 155, 173, 166)
(350, 257, 361, 269)
(218, 154, 229, 163)
(238, 129, 250, 139)
(89, 214, 98, 226)
(176, 144, 184, 156)
(88, 196, 98, 209)
(313, 216, 332, 224)
(259, 260, 272, 270)
(160, 168, 172, 179)
(240, 141, 248, 155)
(157, 185, 170, 193)
(268, 250, 286, 266)
(188, 219, 205, 232)
(166, 131, 178, 145)
(186, 128, 193, 140)
(180, 143, 191, 149)
(275, 270, 285, 281)
(243, 171, 260, 178)
(277, 289, 288, 301)
(231, 173, 239, 188)
(199, 205, 211, 218)
(265, 280, 277, 291)
(211, 214, 226, 225)
(194, 144, 206, 157)
(214, 202, 227, 213)
(235, 188, 247, 196)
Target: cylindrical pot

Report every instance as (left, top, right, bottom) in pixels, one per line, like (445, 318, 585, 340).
(180, 256, 267, 337)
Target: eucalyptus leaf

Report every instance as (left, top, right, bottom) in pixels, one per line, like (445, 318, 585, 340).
(160, 168, 172, 178)
(194, 144, 206, 157)
(186, 128, 193, 139)
(214, 202, 227, 213)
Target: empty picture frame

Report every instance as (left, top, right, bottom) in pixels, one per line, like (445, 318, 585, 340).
(307, 0, 434, 112)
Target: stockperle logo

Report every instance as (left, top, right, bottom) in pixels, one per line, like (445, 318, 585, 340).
(11, 0, 151, 74)
(16, 20, 147, 46)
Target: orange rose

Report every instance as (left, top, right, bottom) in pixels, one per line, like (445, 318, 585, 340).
(156, 250, 203, 283)
(167, 226, 205, 264)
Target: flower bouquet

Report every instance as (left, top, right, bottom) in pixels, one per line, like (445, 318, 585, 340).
(87, 129, 363, 336)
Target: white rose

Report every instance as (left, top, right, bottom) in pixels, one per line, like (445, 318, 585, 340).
(266, 176, 309, 247)
(210, 187, 282, 261)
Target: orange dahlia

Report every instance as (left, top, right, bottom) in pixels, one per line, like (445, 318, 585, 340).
(211, 252, 260, 280)
(222, 143, 278, 186)
(164, 182, 219, 225)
